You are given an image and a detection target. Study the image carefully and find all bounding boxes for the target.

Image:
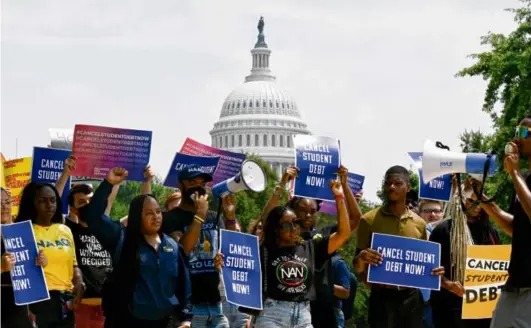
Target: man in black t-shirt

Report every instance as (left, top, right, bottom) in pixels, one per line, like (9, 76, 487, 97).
(479, 116, 531, 328)
(161, 166, 242, 328)
(65, 184, 112, 328)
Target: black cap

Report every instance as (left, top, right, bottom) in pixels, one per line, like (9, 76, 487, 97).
(178, 166, 214, 183)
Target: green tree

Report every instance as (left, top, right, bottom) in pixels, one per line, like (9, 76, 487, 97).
(457, 0, 531, 211)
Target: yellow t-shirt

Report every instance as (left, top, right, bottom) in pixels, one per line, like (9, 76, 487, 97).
(33, 223, 77, 292)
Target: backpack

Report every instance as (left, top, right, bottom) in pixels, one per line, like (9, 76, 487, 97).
(331, 254, 358, 321)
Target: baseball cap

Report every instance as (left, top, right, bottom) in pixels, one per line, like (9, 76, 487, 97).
(178, 166, 214, 183)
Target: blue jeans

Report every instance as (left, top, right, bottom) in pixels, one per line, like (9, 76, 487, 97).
(191, 303, 230, 328)
(334, 308, 345, 328)
(423, 303, 434, 328)
(254, 298, 312, 328)
(222, 300, 249, 328)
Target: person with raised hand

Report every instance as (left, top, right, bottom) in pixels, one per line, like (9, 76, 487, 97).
(253, 179, 350, 328)
(16, 183, 82, 328)
(77, 168, 192, 328)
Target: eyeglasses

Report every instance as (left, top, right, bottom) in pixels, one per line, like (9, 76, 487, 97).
(280, 220, 303, 232)
(421, 209, 442, 214)
(515, 126, 531, 139)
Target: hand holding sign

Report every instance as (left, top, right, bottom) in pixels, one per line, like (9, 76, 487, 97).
(281, 166, 299, 186)
(64, 155, 77, 175)
(445, 280, 465, 297)
(1, 252, 16, 272)
(105, 168, 129, 186)
(359, 248, 383, 266)
(329, 179, 344, 197)
(214, 252, 224, 271)
(144, 165, 155, 182)
(338, 165, 348, 186)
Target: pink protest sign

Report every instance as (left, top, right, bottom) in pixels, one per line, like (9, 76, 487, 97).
(72, 124, 152, 181)
(180, 138, 246, 185)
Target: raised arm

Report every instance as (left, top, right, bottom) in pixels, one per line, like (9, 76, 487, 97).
(480, 202, 514, 236)
(77, 168, 128, 253)
(104, 184, 120, 217)
(338, 166, 363, 231)
(56, 155, 76, 197)
(221, 195, 241, 232)
(177, 193, 209, 256)
(327, 180, 351, 254)
(261, 166, 298, 220)
(505, 142, 531, 223)
(141, 165, 154, 195)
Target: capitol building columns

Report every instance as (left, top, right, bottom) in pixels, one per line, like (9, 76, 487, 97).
(209, 16, 311, 178)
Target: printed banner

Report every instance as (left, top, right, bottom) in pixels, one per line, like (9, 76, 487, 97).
(180, 138, 246, 186)
(3, 157, 32, 216)
(1, 221, 50, 305)
(31, 147, 71, 214)
(220, 230, 262, 310)
(294, 135, 341, 201)
(368, 233, 441, 290)
(164, 153, 220, 188)
(462, 245, 511, 319)
(320, 172, 365, 214)
(408, 152, 452, 202)
(72, 124, 152, 181)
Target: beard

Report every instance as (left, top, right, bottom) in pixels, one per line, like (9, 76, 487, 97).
(183, 186, 207, 201)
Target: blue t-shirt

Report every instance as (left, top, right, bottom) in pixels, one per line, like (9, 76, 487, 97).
(332, 256, 351, 309)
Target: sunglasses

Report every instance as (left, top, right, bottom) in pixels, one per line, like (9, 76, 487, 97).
(514, 126, 531, 139)
(280, 220, 303, 232)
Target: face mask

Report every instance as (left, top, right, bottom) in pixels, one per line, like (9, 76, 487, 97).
(184, 186, 207, 201)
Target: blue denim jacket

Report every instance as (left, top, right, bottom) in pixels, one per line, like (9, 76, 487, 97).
(80, 180, 192, 321)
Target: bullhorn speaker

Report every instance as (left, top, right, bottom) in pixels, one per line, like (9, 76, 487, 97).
(212, 160, 267, 198)
(421, 139, 497, 182)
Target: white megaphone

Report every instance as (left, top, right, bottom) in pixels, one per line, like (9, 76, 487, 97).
(212, 160, 267, 198)
(422, 139, 498, 182)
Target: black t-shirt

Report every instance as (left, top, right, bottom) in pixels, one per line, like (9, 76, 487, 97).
(162, 208, 223, 304)
(65, 217, 113, 298)
(264, 236, 330, 302)
(429, 218, 500, 308)
(507, 174, 531, 288)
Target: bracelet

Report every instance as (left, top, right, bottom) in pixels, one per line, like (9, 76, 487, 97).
(334, 195, 345, 201)
(225, 219, 237, 225)
(273, 185, 284, 196)
(194, 215, 205, 224)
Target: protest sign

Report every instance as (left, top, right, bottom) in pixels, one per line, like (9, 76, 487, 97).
(1, 153, 6, 188)
(72, 125, 152, 181)
(368, 233, 441, 290)
(408, 152, 452, 202)
(31, 147, 71, 214)
(462, 245, 511, 319)
(294, 135, 341, 201)
(3, 157, 32, 216)
(320, 172, 365, 214)
(1, 221, 50, 305)
(163, 153, 220, 188)
(220, 230, 262, 310)
(180, 138, 246, 186)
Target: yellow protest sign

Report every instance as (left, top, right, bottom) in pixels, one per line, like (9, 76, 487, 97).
(462, 245, 511, 319)
(3, 157, 32, 216)
(0, 153, 6, 188)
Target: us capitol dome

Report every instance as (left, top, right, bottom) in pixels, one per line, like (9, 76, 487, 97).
(209, 17, 311, 177)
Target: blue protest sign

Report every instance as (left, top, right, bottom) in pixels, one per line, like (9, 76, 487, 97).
(163, 153, 220, 188)
(367, 233, 441, 290)
(31, 147, 71, 214)
(408, 152, 452, 202)
(1, 221, 50, 305)
(294, 135, 341, 201)
(220, 230, 262, 310)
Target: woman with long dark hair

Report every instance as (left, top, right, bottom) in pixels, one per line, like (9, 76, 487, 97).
(16, 182, 84, 328)
(253, 179, 350, 328)
(1, 187, 46, 328)
(77, 168, 194, 328)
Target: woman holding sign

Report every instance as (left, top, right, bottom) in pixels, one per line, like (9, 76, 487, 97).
(16, 183, 83, 328)
(253, 179, 350, 328)
(1, 187, 47, 328)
